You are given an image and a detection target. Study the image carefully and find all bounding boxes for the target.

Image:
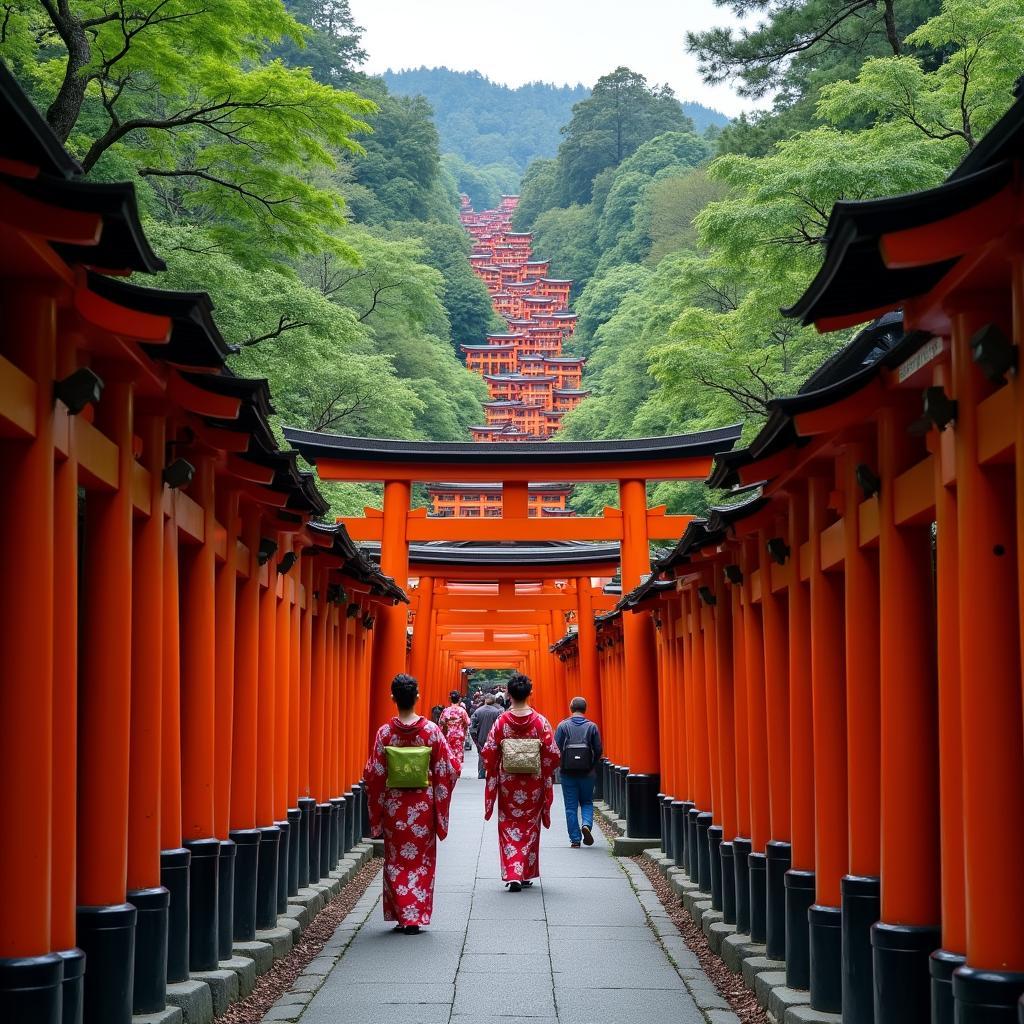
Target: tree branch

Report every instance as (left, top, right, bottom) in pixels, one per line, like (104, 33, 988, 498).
(242, 315, 312, 348)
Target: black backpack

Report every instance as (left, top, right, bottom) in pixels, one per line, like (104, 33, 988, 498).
(560, 719, 594, 772)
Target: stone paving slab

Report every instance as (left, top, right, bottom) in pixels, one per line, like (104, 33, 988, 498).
(266, 750, 729, 1023)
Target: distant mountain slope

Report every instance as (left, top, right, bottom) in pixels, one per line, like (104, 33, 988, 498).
(383, 67, 589, 173)
(680, 100, 731, 134)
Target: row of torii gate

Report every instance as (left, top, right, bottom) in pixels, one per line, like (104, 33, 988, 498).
(284, 429, 741, 773)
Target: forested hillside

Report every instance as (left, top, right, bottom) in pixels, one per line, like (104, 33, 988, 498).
(1, 0, 497, 514)
(509, 2, 1023, 515)
(383, 66, 729, 209)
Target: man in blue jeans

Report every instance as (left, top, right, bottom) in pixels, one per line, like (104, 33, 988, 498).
(555, 697, 603, 848)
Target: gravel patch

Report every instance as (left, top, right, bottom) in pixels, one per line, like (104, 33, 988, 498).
(633, 853, 768, 1024)
(220, 860, 382, 1024)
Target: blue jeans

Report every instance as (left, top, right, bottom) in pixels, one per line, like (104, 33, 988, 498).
(561, 773, 595, 844)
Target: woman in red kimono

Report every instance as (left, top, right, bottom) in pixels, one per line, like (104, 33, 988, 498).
(438, 691, 471, 776)
(365, 674, 455, 933)
(481, 673, 561, 891)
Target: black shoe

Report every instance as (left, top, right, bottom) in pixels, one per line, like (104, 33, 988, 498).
(582, 824, 594, 846)
(507, 881, 522, 892)
(522, 880, 534, 888)
(571, 841, 581, 848)
(403, 925, 421, 934)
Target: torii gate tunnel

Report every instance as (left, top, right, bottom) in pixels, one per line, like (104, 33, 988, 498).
(4, 52, 1024, 1024)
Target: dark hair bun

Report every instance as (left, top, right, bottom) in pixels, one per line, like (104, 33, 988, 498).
(391, 673, 419, 709)
(506, 673, 533, 701)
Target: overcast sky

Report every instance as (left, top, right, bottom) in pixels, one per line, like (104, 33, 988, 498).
(348, 0, 764, 118)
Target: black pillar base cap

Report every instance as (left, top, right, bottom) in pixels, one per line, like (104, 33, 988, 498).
(287, 807, 302, 822)
(785, 869, 816, 991)
(160, 846, 191, 868)
(931, 950, 967, 1024)
(749, 851, 768, 945)
(298, 796, 317, 810)
(128, 886, 169, 1015)
(625, 773, 662, 840)
(183, 836, 222, 860)
(258, 824, 282, 842)
(230, 828, 262, 846)
(765, 842, 791, 962)
(76, 902, 138, 1024)
(720, 841, 736, 925)
(57, 946, 86, 1024)
(160, 847, 191, 985)
(708, 825, 723, 911)
(809, 903, 843, 1014)
(953, 966, 1024, 1016)
(732, 837, 752, 934)
(217, 838, 237, 961)
(871, 920, 941, 1024)
(219, 837, 237, 859)
(0, 952, 65, 1024)
(839, 875, 880, 1024)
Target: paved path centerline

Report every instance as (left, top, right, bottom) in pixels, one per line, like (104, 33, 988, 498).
(271, 749, 728, 1024)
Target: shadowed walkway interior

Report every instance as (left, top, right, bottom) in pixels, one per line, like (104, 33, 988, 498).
(264, 752, 727, 1023)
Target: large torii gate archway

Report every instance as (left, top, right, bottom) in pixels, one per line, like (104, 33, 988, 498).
(284, 428, 742, 837)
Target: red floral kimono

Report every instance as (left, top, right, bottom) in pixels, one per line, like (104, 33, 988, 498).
(365, 716, 455, 926)
(438, 704, 471, 774)
(481, 710, 561, 882)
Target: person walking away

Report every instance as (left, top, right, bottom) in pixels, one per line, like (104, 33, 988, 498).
(364, 674, 455, 934)
(470, 693, 502, 779)
(555, 697, 603, 848)
(481, 673, 560, 892)
(439, 690, 471, 777)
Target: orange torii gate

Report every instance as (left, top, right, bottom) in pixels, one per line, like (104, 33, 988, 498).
(282, 430, 741, 837)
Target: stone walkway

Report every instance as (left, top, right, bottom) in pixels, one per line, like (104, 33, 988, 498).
(263, 752, 737, 1024)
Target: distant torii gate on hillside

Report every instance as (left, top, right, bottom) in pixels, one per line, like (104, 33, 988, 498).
(283, 428, 742, 838)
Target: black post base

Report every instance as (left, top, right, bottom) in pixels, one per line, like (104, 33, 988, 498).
(841, 874, 880, 1024)
(230, 829, 260, 942)
(255, 825, 281, 930)
(785, 868, 815, 990)
(346, 789, 360, 853)
(57, 947, 85, 1024)
(328, 799, 343, 871)
(217, 838, 236, 961)
(308, 809, 321, 885)
(0, 950, 64, 1024)
(657, 794, 669, 857)
(275, 819, 290, 916)
(696, 812, 713, 893)
(183, 837, 220, 972)
(286, 808, 301, 897)
(617, 767, 629, 818)
(749, 851, 767, 944)
(127, 886, 169, 1014)
(872, 920, 940, 1024)
(809, 903, 842, 1013)
(317, 804, 332, 881)
(0, 953, 65, 1024)
(708, 825, 723, 911)
(930, 949, 966, 1024)
(766, 841, 791, 961)
(76, 902, 137, 1024)
(733, 837, 752, 934)
(672, 802, 690, 870)
(687, 808, 700, 879)
(159, 847, 190, 984)
(625, 774, 661, 839)
(593, 759, 605, 802)
(720, 841, 736, 925)
(298, 798, 316, 889)
(954, 966, 1024, 1024)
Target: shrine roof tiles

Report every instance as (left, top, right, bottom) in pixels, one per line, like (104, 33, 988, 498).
(785, 86, 1024, 327)
(361, 540, 621, 567)
(1, 61, 81, 179)
(283, 424, 743, 466)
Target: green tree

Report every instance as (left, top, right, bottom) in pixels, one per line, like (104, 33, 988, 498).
(511, 158, 559, 228)
(555, 67, 694, 205)
(529, 204, 601, 292)
(274, 0, 366, 86)
(646, 167, 729, 263)
(3, 0, 373, 265)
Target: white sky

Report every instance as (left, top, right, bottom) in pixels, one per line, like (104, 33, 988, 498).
(348, 0, 764, 119)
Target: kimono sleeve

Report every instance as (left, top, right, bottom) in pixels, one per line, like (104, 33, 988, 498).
(363, 724, 391, 839)
(429, 725, 455, 841)
(539, 716, 561, 830)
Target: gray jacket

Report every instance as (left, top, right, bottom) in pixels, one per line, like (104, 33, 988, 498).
(469, 703, 502, 748)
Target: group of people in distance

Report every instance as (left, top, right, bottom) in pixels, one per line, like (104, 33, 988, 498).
(363, 672, 603, 933)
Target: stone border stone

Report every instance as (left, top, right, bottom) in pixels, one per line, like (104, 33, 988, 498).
(599, 807, 842, 1024)
(136, 842, 374, 1024)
